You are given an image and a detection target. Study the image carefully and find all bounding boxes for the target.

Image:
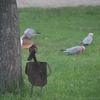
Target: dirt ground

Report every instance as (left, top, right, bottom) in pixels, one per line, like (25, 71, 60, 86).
(16, 0, 100, 8)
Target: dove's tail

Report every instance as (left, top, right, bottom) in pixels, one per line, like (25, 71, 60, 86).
(79, 42, 84, 46)
(36, 32, 41, 34)
(79, 42, 89, 46)
(61, 50, 68, 52)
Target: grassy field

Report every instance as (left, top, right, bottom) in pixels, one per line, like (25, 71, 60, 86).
(1, 6, 100, 100)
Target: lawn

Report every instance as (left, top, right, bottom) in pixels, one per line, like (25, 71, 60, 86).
(1, 6, 100, 100)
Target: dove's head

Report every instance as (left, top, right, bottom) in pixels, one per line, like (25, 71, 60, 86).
(82, 46, 85, 50)
(88, 33, 94, 37)
(80, 46, 85, 52)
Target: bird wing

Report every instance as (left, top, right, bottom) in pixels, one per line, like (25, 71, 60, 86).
(24, 28, 37, 39)
(82, 36, 92, 44)
(62, 46, 80, 54)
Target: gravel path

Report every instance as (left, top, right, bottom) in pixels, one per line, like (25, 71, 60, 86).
(16, 0, 100, 8)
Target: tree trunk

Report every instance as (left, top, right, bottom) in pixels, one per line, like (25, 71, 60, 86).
(0, 0, 22, 93)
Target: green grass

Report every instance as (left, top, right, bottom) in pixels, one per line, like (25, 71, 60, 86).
(1, 6, 100, 100)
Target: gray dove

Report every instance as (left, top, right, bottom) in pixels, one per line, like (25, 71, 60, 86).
(21, 28, 40, 39)
(61, 46, 85, 54)
(80, 33, 93, 46)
